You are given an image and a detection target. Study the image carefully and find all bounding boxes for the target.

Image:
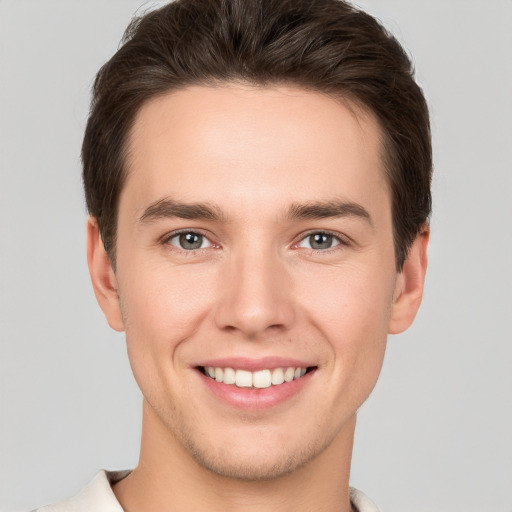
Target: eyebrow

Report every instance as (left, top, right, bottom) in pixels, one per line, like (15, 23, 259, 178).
(139, 198, 225, 224)
(138, 197, 372, 226)
(286, 200, 373, 225)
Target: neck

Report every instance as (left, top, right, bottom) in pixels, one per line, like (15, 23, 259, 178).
(113, 401, 356, 512)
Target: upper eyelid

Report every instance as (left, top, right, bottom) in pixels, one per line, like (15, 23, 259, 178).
(159, 228, 350, 248)
(161, 228, 214, 243)
(294, 229, 350, 246)
(162, 230, 218, 253)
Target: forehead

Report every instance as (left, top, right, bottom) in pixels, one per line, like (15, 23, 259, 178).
(123, 84, 389, 215)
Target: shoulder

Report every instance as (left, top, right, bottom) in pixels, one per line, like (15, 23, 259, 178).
(350, 486, 382, 512)
(33, 470, 130, 512)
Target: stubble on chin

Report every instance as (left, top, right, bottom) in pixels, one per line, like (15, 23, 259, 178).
(166, 408, 337, 482)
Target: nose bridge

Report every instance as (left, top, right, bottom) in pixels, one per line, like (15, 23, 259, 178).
(214, 238, 294, 338)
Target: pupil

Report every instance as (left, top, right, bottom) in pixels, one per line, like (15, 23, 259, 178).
(180, 232, 202, 250)
(311, 233, 332, 250)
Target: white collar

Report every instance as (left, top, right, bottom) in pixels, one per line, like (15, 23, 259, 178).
(37, 470, 381, 512)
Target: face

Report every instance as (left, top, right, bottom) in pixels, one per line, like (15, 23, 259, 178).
(89, 85, 427, 481)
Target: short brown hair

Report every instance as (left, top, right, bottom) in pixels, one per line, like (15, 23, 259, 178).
(82, 0, 432, 269)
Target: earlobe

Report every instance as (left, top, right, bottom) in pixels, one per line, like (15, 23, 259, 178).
(388, 226, 429, 335)
(86, 217, 125, 332)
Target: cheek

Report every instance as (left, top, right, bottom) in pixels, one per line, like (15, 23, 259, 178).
(119, 265, 218, 410)
(117, 262, 217, 384)
(298, 264, 393, 373)
(299, 262, 394, 328)
(121, 263, 215, 334)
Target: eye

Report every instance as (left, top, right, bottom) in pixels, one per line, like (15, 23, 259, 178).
(297, 232, 341, 251)
(167, 231, 211, 250)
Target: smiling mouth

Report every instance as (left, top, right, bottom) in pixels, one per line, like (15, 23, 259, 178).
(199, 366, 316, 389)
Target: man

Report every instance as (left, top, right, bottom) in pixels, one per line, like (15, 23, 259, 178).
(37, 0, 431, 510)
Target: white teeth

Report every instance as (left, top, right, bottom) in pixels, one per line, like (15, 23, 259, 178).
(271, 367, 284, 385)
(223, 367, 236, 385)
(284, 367, 295, 382)
(253, 369, 272, 388)
(235, 369, 253, 388)
(203, 366, 309, 388)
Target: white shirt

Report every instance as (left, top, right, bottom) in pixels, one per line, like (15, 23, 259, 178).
(35, 470, 381, 512)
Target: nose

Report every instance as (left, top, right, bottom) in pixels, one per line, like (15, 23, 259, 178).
(213, 246, 296, 339)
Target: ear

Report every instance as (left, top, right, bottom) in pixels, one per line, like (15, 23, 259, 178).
(388, 226, 429, 335)
(86, 217, 125, 332)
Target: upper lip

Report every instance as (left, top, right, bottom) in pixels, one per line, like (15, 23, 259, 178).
(195, 357, 315, 372)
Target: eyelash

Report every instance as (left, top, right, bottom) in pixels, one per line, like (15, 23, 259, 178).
(161, 229, 349, 254)
(293, 230, 350, 253)
(162, 229, 218, 252)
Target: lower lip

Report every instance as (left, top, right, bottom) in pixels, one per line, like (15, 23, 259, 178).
(198, 369, 315, 411)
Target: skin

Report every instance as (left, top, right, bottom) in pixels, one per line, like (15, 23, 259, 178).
(88, 85, 428, 512)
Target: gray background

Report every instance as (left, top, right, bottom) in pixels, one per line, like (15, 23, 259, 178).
(1, 1, 511, 511)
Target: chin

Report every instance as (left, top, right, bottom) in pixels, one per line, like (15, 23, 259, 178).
(189, 444, 319, 481)
(178, 424, 334, 482)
